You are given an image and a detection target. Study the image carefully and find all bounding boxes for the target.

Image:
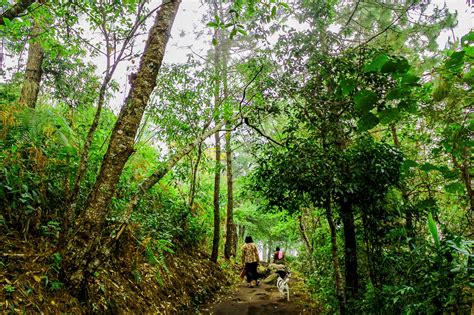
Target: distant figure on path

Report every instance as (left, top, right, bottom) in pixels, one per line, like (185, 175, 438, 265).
(273, 246, 285, 265)
(241, 236, 260, 287)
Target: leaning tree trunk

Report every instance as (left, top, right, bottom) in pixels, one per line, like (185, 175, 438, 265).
(188, 142, 203, 211)
(62, 0, 180, 292)
(19, 19, 44, 108)
(115, 116, 235, 227)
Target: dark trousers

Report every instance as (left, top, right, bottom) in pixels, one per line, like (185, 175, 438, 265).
(245, 262, 259, 283)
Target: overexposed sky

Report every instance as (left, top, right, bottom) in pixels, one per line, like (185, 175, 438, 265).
(432, 0, 473, 47)
(127, 0, 473, 110)
(163, 0, 473, 64)
(1, 0, 472, 109)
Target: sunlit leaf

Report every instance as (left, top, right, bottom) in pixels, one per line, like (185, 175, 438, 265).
(444, 182, 465, 194)
(461, 31, 474, 48)
(364, 54, 389, 72)
(427, 213, 440, 247)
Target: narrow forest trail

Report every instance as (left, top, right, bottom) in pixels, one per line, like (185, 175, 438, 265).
(199, 275, 319, 315)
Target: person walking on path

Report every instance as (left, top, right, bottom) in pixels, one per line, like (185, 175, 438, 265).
(241, 236, 260, 287)
(273, 246, 285, 265)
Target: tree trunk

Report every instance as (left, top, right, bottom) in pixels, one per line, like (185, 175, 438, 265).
(210, 1, 222, 263)
(115, 116, 236, 227)
(67, 4, 149, 229)
(298, 215, 313, 253)
(19, 19, 44, 108)
(239, 224, 245, 243)
(62, 0, 180, 291)
(0, 0, 36, 24)
(211, 130, 221, 263)
(66, 73, 110, 232)
(325, 196, 346, 315)
(361, 213, 378, 287)
(188, 142, 203, 212)
(267, 239, 274, 262)
(224, 122, 235, 259)
(391, 124, 416, 246)
(452, 152, 473, 212)
(340, 199, 359, 299)
(390, 123, 399, 147)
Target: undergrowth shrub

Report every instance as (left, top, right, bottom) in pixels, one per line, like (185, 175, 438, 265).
(0, 104, 76, 233)
(353, 231, 472, 314)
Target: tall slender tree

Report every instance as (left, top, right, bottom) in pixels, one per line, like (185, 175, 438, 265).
(219, 0, 236, 259)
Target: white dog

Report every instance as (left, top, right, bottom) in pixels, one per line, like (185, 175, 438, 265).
(276, 269, 290, 301)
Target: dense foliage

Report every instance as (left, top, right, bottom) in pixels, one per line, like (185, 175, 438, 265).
(0, 0, 472, 313)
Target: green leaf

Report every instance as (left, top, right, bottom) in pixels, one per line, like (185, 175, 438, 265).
(357, 112, 380, 131)
(444, 182, 465, 194)
(445, 51, 465, 71)
(237, 28, 248, 36)
(364, 54, 389, 72)
(2, 17, 11, 28)
(212, 37, 217, 46)
(460, 31, 474, 48)
(464, 46, 474, 58)
(230, 27, 237, 39)
(401, 159, 417, 171)
(340, 79, 356, 96)
(428, 213, 440, 247)
(419, 163, 438, 172)
(379, 107, 400, 124)
(381, 58, 410, 74)
(398, 100, 417, 114)
(214, 14, 221, 25)
(386, 88, 404, 100)
(354, 90, 378, 113)
(401, 73, 420, 86)
(207, 21, 218, 28)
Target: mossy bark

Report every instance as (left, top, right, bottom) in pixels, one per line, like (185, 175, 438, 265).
(19, 20, 44, 108)
(62, 0, 181, 291)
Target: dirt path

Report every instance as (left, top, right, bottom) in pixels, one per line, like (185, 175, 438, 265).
(199, 277, 318, 315)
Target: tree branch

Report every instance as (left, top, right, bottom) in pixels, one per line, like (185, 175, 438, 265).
(244, 117, 283, 147)
(0, 0, 36, 25)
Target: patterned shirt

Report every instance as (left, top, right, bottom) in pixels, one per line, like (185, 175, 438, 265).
(241, 243, 259, 264)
